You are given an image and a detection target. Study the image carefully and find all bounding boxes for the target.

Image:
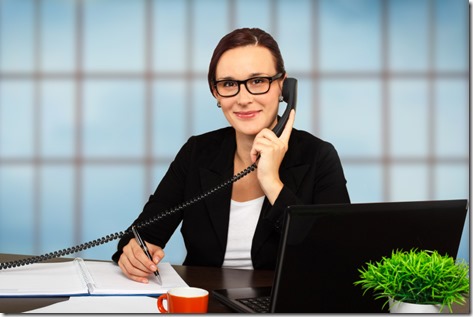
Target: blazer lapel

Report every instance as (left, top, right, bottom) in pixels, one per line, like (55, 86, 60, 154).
(199, 131, 236, 251)
(197, 128, 311, 257)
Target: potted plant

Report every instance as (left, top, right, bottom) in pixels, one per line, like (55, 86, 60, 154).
(354, 249, 470, 313)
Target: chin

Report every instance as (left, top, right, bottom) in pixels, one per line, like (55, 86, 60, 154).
(236, 127, 260, 137)
(234, 119, 273, 136)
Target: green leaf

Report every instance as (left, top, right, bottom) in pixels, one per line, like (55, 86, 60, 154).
(353, 249, 470, 308)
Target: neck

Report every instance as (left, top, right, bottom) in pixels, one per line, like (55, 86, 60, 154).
(234, 132, 255, 166)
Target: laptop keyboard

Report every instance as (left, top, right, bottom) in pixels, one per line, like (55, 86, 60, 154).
(236, 296, 271, 313)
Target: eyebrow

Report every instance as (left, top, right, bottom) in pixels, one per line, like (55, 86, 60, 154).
(215, 72, 269, 81)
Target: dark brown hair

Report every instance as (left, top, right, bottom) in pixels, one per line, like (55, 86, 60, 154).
(207, 27, 286, 94)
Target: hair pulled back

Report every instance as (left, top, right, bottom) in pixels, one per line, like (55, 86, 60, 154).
(207, 28, 285, 94)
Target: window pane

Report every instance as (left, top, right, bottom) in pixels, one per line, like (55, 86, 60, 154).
(343, 164, 383, 203)
(435, 79, 468, 158)
(234, 0, 271, 31)
(164, 223, 186, 265)
(81, 166, 144, 260)
(434, 164, 468, 200)
(84, 0, 145, 71)
(0, 166, 34, 254)
(456, 211, 469, 262)
(153, 164, 186, 265)
(390, 79, 428, 158)
(40, 166, 75, 253)
(434, 0, 468, 71)
(0, 81, 34, 157)
(0, 0, 34, 71)
(277, 0, 312, 72)
(154, 0, 187, 72)
(390, 164, 428, 201)
(320, 0, 381, 72)
(153, 79, 188, 157)
(388, 0, 429, 71)
(192, 0, 229, 73)
(41, 0, 75, 72)
(42, 80, 75, 157)
(192, 79, 229, 135)
(436, 162, 470, 263)
(83, 80, 145, 157)
(152, 164, 168, 194)
(319, 79, 381, 157)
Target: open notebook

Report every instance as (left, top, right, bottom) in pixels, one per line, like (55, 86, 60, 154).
(0, 258, 188, 297)
(213, 199, 468, 313)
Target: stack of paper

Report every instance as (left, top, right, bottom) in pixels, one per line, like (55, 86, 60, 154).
(0, 259, 187, 297)
(25, 296, 161, 313)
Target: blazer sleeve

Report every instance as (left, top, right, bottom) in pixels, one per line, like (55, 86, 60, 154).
(112, 136, 195, 263)
(264, 140, 350, 231)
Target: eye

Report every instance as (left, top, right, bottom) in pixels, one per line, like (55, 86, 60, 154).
(249, 78, 267, 85)
(221, 81, 237, 88)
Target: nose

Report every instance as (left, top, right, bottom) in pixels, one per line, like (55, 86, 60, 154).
(236, 82, 253, 105)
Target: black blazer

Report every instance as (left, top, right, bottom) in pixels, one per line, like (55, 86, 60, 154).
(112, 127, 350, 269)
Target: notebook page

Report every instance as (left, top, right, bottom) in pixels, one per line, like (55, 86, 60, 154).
(0, 261, 88, 297)
(84, 261, 188, 295)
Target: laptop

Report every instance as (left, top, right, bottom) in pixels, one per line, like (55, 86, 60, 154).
(212, 199, 468, 313)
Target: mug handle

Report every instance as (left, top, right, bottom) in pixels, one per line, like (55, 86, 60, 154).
(157, 294, 169, 313)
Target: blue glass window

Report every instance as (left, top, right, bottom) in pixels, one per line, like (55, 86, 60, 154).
(83, 0, 145, 72)
(0, 0, 34, 71)
(390, 80, 428, 158)
(319, 0, 382, 72)
(42, 80, 75, 157)
(388, 0, 429, 71)
(435, 79, 468, 157)
(81, 166, 144, 259)
(41, 0, 75, 72)
(0, 166, 35, 254)
(0, 0, 468, 263)
(319, 79, 382, 158)
(0, 81, 34, 157)
(83, 80, 145, 158)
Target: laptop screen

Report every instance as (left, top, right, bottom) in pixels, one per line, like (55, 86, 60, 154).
(269, 199, 468, 313)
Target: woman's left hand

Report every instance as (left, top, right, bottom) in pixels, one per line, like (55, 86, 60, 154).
(250, 109, 295, 204)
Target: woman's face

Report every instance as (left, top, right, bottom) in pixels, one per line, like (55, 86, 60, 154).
(213, 45, 284, 137)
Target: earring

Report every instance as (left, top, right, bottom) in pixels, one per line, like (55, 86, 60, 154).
(217, 102, 221, 108)
(279, 95, 284, 102)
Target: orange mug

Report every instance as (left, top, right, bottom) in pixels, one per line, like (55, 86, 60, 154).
(157, 287, 209, 313)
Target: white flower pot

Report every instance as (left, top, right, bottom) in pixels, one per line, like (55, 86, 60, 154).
(389, 298, 441, 313)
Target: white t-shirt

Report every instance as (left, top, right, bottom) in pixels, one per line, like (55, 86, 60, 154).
(222, 196, 265, 270)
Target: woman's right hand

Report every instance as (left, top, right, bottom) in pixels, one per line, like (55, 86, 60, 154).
(117, 238, 165, 283)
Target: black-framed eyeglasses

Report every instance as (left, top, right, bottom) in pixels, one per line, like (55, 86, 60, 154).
(213, 72, 284, 98)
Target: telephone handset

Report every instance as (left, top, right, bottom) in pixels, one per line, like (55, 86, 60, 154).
(272, 77, 297, 137)
(0, 77, 299, 270)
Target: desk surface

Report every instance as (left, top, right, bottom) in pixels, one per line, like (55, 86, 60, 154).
(0, 253, 273, 313)
(0, 253, 469, 313)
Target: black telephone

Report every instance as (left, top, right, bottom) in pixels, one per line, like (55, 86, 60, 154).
(0, 78, 298, 270)
(273, 77, 297, 137)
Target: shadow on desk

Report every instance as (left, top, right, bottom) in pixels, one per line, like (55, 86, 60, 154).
(0, 253, 469, 313)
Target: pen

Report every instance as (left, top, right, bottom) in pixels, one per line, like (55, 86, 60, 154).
(131, 225, 162, 285)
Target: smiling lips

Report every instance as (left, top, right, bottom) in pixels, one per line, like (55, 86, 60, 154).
(234, 110, 261, 119)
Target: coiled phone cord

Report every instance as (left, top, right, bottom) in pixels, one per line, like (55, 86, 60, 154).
(0, 162, 257, 271)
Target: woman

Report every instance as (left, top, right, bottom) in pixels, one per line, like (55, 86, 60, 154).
(112, 27, 350, 283)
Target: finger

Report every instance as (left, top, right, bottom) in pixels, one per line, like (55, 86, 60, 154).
(119, 257, 149, 283)
(132, 243, 158, 273)
(278, 109, 295, 143)
(149, 245, 165, 264)
(250, 129, 281, 162)
(126, 239, 156, 273)
(118, 254, 150, 284)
